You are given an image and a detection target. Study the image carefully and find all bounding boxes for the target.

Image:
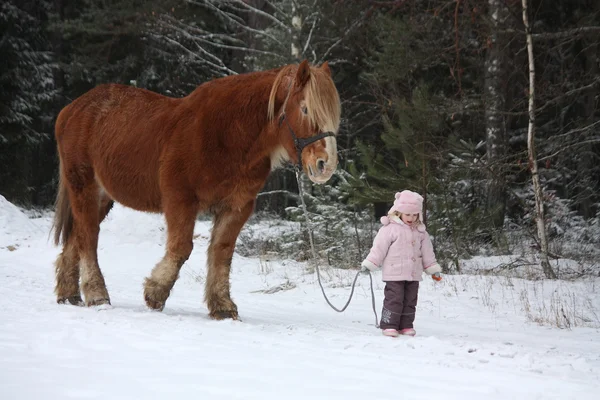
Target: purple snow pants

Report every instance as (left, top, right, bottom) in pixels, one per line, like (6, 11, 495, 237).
(380, 281, 419, 330)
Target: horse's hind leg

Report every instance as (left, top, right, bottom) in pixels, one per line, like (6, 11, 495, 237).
(55, 191, 113, 306)
(144, 194, 197, 311)
(205, 200, 255, 320)
(55, 239, 83, 305)
(69, 180, 111, 306)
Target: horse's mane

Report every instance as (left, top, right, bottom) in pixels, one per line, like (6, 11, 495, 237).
(267, 63, 341, 134)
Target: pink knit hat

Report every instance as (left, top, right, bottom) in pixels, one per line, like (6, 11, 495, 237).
(388, 190, 423, 215)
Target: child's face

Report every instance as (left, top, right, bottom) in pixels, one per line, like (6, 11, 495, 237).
(400, 213, 418, 225)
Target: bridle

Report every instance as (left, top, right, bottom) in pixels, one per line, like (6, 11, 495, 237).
(278, 113, 335, 170)
(275, 74, 378, 328)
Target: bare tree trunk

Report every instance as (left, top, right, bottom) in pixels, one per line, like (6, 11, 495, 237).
(522, 0, 557, 279)
(291, 2, 302, 61)
(484, 0, 509, 230)
(578, 11, 598, 219)
(421, 139, 428, 225)
(289, 4, 313, 200)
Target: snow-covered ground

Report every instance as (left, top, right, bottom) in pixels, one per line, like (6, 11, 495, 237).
(1, 195, 599, 400)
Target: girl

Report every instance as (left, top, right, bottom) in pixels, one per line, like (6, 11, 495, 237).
(361, 190, 442, 337)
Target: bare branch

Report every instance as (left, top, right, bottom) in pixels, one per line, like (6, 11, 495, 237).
(257, 190, 300, 200)
(502, 26, 600, 40)
(158, 16, 285, 60)
(535, 78, 600, 115)
(152, 33, 236, 76)
(159, 15, 243, 44)
(539, 121, 600, 161)
(196, 38, 286, 59)
(186, 0, 245, 24)
(156, 23, 228, 66)
(539, 139, 600, 161)
(224, 0, 290, 32)
(195, 0, 286, 46)
(302, 16, 318, 55)
(533, 26, 600, 40)
(546, 119, 600, 141)
(318, 11, 370, 63)
(264, 0, 287, 17)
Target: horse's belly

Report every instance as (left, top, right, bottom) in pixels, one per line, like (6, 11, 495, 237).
(94, 162, 162, 213)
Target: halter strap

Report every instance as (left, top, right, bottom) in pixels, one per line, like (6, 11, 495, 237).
(278, 114, 335, 169)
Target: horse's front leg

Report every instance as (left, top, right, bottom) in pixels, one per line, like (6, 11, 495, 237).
(144, 194, 197, 311)
(205, 200, 255, 320)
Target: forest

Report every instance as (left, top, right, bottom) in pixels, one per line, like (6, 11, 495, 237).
(1, 0, 599, 277)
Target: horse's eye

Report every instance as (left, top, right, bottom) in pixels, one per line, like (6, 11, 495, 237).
(301, 105, 308, 115)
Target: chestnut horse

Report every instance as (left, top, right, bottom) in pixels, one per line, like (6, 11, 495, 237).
(51, 60, 340, 319)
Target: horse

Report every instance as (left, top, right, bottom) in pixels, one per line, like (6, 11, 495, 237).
(51, 60, 341, 320)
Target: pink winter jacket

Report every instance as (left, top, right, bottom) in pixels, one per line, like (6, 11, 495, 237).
(364, 217, 439, 281)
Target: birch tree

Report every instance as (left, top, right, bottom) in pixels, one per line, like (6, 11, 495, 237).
(522, 0, 556, 279)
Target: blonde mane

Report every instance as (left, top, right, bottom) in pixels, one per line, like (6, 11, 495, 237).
(268, 63, 341, 134)
(267, 65, 295, 121)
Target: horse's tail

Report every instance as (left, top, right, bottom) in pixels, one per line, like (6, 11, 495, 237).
(51, 160, 74, 247)
(51, 103, 75, 247)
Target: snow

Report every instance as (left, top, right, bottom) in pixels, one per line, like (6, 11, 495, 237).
(1, 195, 599, 400)
(0, 195, 44, 248)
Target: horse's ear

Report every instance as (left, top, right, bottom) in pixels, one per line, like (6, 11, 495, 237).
(295, 59, 311, 88)
(321, 61, 331, 76)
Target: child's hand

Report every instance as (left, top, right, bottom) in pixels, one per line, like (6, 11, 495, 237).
(425, 263, 442, 279)
(360, 259, 378, 273)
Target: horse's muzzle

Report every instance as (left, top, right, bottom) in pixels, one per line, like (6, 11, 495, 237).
(305, 136, 337, 184)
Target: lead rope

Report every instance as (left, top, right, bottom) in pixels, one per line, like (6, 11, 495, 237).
(294, 168, 379, 328)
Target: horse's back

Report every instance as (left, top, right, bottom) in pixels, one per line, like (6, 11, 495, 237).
(56, 84, 180, 212)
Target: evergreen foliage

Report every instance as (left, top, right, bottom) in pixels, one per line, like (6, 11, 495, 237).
(0, 0, 56, 204)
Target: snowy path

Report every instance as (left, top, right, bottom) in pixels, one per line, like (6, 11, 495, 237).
(1, 202, 599, 399)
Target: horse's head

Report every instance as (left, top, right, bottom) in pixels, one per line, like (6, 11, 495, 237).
(269, 60, 341, 184)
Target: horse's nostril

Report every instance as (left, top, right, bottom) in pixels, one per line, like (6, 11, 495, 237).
(317, 159, 326, 172)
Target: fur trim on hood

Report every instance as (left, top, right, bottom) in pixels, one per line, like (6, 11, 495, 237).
(380, 215, 426, 232)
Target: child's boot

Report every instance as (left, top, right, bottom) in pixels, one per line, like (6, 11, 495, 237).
(382, 329, 399, 337)
(400, 328, 416, 336)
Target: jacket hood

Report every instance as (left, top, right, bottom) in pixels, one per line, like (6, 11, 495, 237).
(380, 215, 426, 232)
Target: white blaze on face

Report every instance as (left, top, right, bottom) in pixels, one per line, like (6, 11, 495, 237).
(323, 136, 338, 172)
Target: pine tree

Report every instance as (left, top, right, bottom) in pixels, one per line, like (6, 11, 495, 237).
(350, 86, 447, 220)
(48, 0, 157, 94)
(0, 0, 56, 204)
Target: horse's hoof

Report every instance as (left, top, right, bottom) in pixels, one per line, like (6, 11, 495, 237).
(209, 309, 239, 320)
(57, 295, 84, 306)
(143, 278, 170, 311)
(87, 298, 111, 307)
(144, 296, 164, 311)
